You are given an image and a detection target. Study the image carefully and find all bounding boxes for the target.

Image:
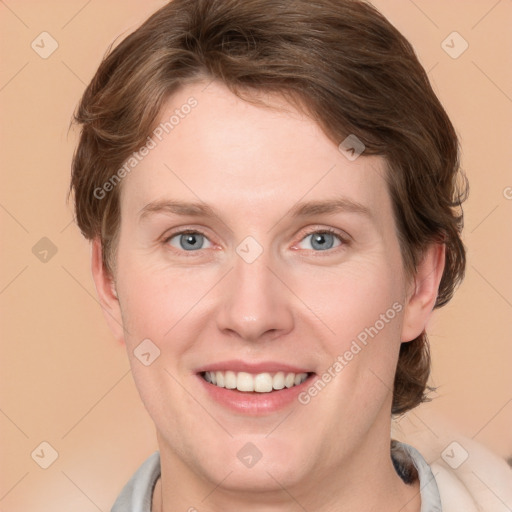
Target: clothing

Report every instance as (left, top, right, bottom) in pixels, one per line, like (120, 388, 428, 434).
(111, 441, 442, 511)
(112, 451, 160, 512)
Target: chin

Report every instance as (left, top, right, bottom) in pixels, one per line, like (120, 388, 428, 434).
(204, 437, 310, 492)
(208, 462, 306, 495)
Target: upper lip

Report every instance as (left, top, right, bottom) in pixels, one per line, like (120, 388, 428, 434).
(195, 360, 314, 374)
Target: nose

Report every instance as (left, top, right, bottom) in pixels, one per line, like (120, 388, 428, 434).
(215, 248, 294, 343)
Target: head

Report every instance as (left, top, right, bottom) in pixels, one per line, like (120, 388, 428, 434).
(69, 0, 467, 499)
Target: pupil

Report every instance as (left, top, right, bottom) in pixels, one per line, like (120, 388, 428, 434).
(313, 233, 333, 250)
(182, 234, 200, 249)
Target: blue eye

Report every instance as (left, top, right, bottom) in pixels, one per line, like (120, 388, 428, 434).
(166, 231, 212, 251)
(299, 230, 343, 251)
(163, 228, 346, 255)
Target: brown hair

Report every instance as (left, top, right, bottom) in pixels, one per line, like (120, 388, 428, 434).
(69, 0, 467, 418)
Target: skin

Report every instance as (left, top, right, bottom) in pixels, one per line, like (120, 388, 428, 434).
(92, 80, 445, 511)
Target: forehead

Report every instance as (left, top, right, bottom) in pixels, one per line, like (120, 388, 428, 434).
(119, 81, 392, 227)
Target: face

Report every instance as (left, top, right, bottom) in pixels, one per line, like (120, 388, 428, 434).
(100, 80, 429, 496)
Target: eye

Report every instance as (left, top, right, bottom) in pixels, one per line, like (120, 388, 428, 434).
(165, 230, 213, 251)
(163, 227, 348, 255)
(297, 228, 345, 251)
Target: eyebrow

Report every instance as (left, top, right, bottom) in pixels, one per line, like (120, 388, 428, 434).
(138, 197, 372, 223)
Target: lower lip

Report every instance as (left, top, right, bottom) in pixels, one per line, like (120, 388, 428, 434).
(197, 373, 315, 415)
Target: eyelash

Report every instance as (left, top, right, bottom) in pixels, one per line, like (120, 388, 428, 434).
(162, 227, 349, 257)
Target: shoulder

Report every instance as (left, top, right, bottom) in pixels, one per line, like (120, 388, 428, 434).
(431, 437, 512, 512)
(111, 451, 161, 512)
(392, 412, 512, 512)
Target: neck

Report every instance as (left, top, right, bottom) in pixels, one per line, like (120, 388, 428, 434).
(152, 435, 421, 512)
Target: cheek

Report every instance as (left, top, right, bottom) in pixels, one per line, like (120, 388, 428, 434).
(298, 258, 405, 399)
(115, 247, 213, 345)
(297, 259, 404, 335)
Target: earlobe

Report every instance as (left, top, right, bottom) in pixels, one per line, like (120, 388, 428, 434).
(91, 238, 125, 344)
(401, 243, 446, 343)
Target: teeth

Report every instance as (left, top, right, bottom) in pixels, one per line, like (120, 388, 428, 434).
(203, 370, 309, 392)
(254, 373, 272, 393)
(285, 373, 295, 388)
(225, 370, 237, 389)
(273, 371, 285, 390)
(237, 372, 254, 392)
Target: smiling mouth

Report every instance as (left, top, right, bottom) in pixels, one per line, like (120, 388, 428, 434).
(200, 370, 314, 393)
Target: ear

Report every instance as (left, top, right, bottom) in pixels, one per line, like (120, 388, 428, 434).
(401, 242, 446, 342)
(91, 237, 125, 345)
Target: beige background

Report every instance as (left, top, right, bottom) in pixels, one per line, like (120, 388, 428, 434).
(1, 1, 511, 510)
